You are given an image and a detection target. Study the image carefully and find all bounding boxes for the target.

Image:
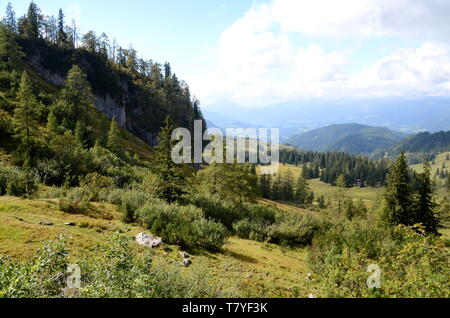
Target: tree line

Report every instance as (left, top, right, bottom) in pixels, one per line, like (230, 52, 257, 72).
(279, 147, 391, 188)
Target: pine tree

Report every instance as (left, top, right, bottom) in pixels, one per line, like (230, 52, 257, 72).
(46, 111, 59, 137)
(259, 173, 272, 199)
(336, 174, 347, 188)
(14, 71, 39, 166)
(107, 118, 121, 155)
(4, 2, 17, 32)
(60, 65, 94, 127)
(282, 169, 294, 202)
(294, 174, 312, 205)
(413, 161, 440, 233)
(446, 173, 450, 191)
(383, 153, 414, 227)
(74, 120, 88, 148)
(153, 116, 186, 203)
(25, 2, 40, 39)
(57, 9, 67, 44)
(0, 23, 24, 67)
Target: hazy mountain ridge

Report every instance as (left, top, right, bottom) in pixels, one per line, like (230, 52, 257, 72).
(204, 98, 450, 140)
(373, 130, 450, 159)
(285, 123, 407, 154)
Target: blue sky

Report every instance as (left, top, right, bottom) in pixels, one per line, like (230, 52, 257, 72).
(4, 1, 450, 108)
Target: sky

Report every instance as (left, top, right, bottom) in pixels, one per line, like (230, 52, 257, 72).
(4, 0, 450, 109)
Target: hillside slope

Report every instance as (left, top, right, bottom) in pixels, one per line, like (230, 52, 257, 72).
(375, 131, 450, 159)
(286, 123, 406, 154)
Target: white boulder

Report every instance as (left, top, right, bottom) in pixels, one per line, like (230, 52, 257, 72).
(136, 232, 162, 248)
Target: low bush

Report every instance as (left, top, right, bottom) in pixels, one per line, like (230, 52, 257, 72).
(0, 234, 238, 298)
(58, 198, 91, 215)
(309, 215, 450, 297)
(267, 213, 319, 246)
(232, 218, 268, 242)
(137, 202, 228, 250)
(0, 163, 38, 197)
(119, 190, 154, 223)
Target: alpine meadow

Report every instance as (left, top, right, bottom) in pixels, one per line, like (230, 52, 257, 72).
(0, 0, 449, 305)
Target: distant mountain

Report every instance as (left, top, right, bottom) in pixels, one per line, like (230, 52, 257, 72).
(374, 130, 450, 158)
(203, 97, 450, 140)
(286, 124, 408, 154)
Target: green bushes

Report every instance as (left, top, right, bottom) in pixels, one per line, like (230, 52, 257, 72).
(233, 219, 268, 242)
(309, 214, 450, 298)
(58, 198, 91, 215)
(0, 234, 237, 298)
(137, 202, 228, 251)
(191, 194, 319, 246)
(268, 213, 319, 246)
(0, 163, 38, 197)
(119, 190, 154, 223)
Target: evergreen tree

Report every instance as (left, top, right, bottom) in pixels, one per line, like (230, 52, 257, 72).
(259, 173, 272, 199)
(25, 2, 40, 39)
(317, 195, 326, 209)
(446, 173, 450, 191)
(57, 9, 67, 44)
(294, 174, 312, 205)
(107, 118, 121, 155)
(383, 153, 414, 227)
(46, 111, 60, 137)
(74, 120, 88, 148)
(60, 65, 94, 127)
(4, 2, 17, 32)
(13, 71, 39, 166)
(336, 174, 347, 188)
(413, 161, 439, 233)
(153, 116, 186, 203)
(0, 24, 24, 67)
(282, 169, 294, 202)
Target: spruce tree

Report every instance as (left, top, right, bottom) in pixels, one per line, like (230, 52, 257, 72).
(14, 71, 39, 166)
(74, 120, 88, 148)
(26, 2, 40, 39)
(60, 65, 94, 127)
(57, 9, 67, 44)
(107, 118, 121, 155)
(4, 2, 17, 32)
(153, 116, 186, 203)
(383, 153, 414, 227)
(294, 174, 311, 205)
(413, 161, 439, 233)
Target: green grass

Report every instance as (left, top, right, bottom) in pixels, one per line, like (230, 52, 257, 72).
(0, 195, 319, 297)
(411, 152, 450, 188)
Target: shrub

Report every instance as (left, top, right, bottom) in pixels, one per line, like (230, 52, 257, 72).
(309, 215, 450, 298)
(0, 163, 38, 197)
(267, 213, 319, 246)
(191, 218, 228, 251)
(137, 202, 228, 250)
(119, 190, 154, 223)
(58, 198, 91, 215)
(232, 218, 268, 242)
(190, 194, 237, 230)
(0, 234, 238, 298)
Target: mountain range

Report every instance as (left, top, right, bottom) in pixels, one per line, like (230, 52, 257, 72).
(285, 123, 408, 154)
(204, 98, 450, 141)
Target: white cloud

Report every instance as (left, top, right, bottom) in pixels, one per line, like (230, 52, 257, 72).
(195, 0, 450, 107)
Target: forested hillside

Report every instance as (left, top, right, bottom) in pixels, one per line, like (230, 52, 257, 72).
(286, 123, 406, 154)
(374, 131, 450, 162)
(1, 2, 205, 147)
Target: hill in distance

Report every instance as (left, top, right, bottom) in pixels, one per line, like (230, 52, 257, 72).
(286, 123, 408, 154)
(374, 130, 450, 159)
